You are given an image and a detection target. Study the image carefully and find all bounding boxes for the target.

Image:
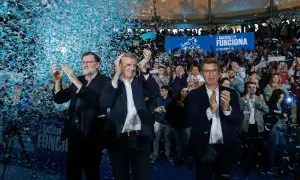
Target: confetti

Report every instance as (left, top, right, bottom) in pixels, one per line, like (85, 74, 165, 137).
(0, 0, 139, 175)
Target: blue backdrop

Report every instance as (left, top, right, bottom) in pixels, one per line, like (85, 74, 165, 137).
(165, 32, 255, 52)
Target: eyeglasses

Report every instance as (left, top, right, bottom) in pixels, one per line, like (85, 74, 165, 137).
(81, 61, 96, 65)
(247, 86, 256, 89)
(202, 69, 219, 75)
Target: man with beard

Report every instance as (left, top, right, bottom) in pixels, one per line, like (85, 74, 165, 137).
(239, 82, 269, 175)
(52, 52, 109, 180)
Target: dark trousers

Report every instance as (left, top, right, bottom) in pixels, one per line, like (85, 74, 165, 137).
(109, 134, 150, 180)
(241, 125, 264, 173)
(67, 136, 101, 180)
(195, 144, 232, 180)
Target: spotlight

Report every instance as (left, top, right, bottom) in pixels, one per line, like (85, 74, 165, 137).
(286, 97, 292, 103)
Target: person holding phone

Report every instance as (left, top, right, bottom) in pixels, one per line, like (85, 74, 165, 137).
(101, 49, 160, 180)
(188, 58, 242, 180)
(52, 52, 109, 180)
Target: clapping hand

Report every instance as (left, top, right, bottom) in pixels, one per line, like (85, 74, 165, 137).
(52, 64, 63, 82)
(155, 106, 163, 113)
(210, 90, 218, 113)
(221, 90, 231, 111)
(139, 49, 151, 72)
(114, 53, 124, 76)
(143, 49, 152, 62)
(62, 65, 78, 84)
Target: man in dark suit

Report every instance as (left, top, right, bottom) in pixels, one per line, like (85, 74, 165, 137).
(101, 50, 159, 180)
(52, 52, 109, 180)
(188, 58, 242, 180)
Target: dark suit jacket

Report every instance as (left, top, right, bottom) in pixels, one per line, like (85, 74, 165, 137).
(187, 85, 242, 161)
(101, 75, 160, 142)
(53, 72, 110, 140)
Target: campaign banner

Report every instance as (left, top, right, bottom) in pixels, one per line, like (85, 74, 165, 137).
(165, 32, 255, 52)
(34, 121, 68, 174)
(6, 115, 68, 175)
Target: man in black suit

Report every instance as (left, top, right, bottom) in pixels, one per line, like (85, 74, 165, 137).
(101, 50, 159, 180)
(52, 52, 109, 180)
(188, 58, 242, 180)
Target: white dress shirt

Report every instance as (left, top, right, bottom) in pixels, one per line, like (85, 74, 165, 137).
(206, 87, 232, 144)
(243, 97, 256, 125)
(121, 80, 142, 132)
(112, 75, 149, 133)
(248, 98, 255, 125)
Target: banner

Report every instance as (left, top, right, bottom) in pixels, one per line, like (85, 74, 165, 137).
(6, 113, 68, 174)
(165, 32, 255, 52)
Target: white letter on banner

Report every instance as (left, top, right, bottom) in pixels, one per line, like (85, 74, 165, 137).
(244, 38, 248, 45)
(55, 136, 62, 151)
(216, 40, 221, 46)
(48, 135, 56, 151)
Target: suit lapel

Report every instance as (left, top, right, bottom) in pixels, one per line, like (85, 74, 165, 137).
(131, 77, 137, 108)
(199, 86, 210, 108)
(219, 86, 223, 110)
(119, 80, 128, 110)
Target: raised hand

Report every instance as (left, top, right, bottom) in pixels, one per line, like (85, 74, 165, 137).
(221, 90, 231, 111)
(111, 53, 124, 84)
(52, 64, 63, 82)
(258, 94, 264, 101)
(62, 64, 77, 83)
(114, 53, 124, 76)
(155, 107, 163, 113)
(142, 49, 152, 63)
(139, 49, 152, 72)
(210, 90, 218, 113)
(61, 64, 82, 90)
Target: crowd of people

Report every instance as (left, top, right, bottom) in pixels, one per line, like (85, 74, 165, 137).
(119, 18, 300, 179)
(49, 47, 299, 180)
(146, 52, 299, 176)
(1, 17, 300, 180)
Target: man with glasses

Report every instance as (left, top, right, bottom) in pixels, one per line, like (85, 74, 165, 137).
(52, 52, 109, 180)
(188, 58, 242, 180)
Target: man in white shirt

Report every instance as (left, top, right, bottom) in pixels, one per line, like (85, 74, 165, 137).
(101, 50, 160, 180)
(188, 58, 242, 180)
(239, 82, 269, 175)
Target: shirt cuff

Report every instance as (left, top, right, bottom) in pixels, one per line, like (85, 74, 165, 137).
(206, 108, 213, 121)
(223, 106, 232, 116)
(112, 81, 118, 89)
